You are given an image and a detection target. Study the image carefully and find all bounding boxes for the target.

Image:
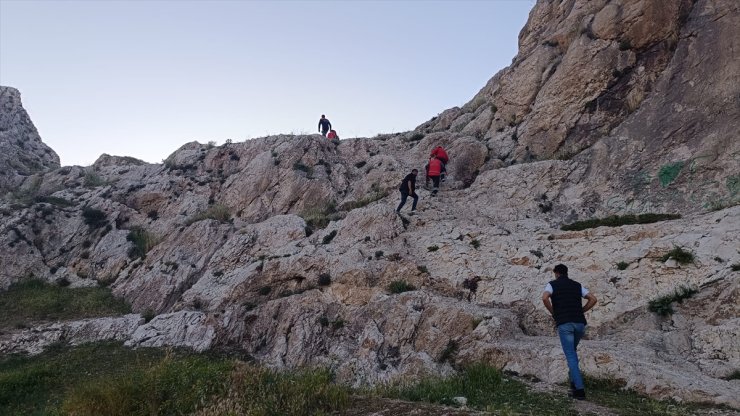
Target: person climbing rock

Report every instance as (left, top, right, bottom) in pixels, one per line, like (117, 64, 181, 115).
(318, 115, 332, 137)
(425, 156, 442, 196)
(542, 264, 598, 401)
(396, 169, 418, 214)
(430, 146, 449, 181)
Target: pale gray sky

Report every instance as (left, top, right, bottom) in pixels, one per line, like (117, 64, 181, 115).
(0, 0, 534, 166)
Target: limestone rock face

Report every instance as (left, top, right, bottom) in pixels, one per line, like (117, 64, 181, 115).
(0, 87, 60, 196)
(1, 0, 739, 409)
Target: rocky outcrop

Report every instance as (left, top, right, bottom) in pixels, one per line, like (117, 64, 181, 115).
(0, 0, 739, 408)
(0, 86, 60, 196)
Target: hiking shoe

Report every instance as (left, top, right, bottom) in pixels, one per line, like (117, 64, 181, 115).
(570, 389, 586, 400)
(569, 382, 576, 393)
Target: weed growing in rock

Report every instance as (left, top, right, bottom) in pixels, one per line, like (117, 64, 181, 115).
(317, 273, 331, 286)
(301, 201, 337, 232)
(126, 227, 158, 259)
(83, 171, 107, 188)
(322, 230, 337, 244)
(658, 161, 684, 187)
(616, 261, 630, 270)
(470, 239, 481, 249)
(374, 250, 384, 259)
(339, 189, 388, 211)
(427, 245, 439, 252)
(648, 286, 697, 316)
(660, 246, 694, 264)
(258, 286, 271, 296)
(388, 280, 415, 294)
(82, 207, 108, 229)
(142, 308, 156, 323)
(731, 263, 740, 271)
(437, 340, 458, 363)
(407, 132, 425, 142)
(417, 265, 429, 274)
(186, 204, 231, 225)
(724, 370, 740, 381)
(560, 213, 680, 231)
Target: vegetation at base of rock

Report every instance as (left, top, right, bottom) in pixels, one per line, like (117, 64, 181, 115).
(141, 308, 156, 323)
(388, 280, 415, 294)
(126, 227, 158, 259)
(0, 280, 130, 330)
(83, 171, 107, 188)
(376, 363, 575, 415)
(660, 246, 694, 264)
(82, 207, 108, 229)
(731, 263, 740, 271)
(560, 213, 681, 231)
(648, 286, 697, 316)
(658, 161, 684, 187)
(584, 376, 709, 416)
(186, 204, 231, 225)
(339, 189, 389, 211)
(616, 261, 630, 270)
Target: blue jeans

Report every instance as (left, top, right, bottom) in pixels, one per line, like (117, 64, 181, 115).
(396, 189, 418, 212)
(557, 322, 586, 390)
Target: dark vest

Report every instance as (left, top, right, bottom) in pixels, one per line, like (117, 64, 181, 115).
(549, 277, 587, 326)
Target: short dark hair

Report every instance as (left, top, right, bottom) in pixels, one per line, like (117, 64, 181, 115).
(411, 169, 418, 173)
(553, 264, 568, 276)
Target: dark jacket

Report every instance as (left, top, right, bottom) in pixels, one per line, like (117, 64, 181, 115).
(549, 277, 587, 326)
(318, 118, 331, 131)
(399, 173, 416, 194)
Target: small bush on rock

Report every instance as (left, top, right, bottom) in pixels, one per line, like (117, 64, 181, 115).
(561, 213, 680, 231)
(126, 227, 158, 259)
(660, 246, 694, 264)
(388, 280, 415, 294)
(616, 261, 630, 270)
(82, 207, 108, 229)
(186, 204, 231, 225)
(648, 286, 697, 316)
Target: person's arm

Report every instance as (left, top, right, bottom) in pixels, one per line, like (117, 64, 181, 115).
(408, 181, 414, 195)
(583, 293, 597, 313)
(318, 121, 321, 132)
(328, 121, 332, 130)
(542, 292, 554, 316)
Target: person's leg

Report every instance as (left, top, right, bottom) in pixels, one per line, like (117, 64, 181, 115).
(411, 193, 419, 210)
(431, 176, 440, 195)
(396, 190, 408, 212)
(441, 163, 447, 182)
(557, 323, 585, 391)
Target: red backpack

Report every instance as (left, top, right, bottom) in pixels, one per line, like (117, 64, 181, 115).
(431, 146, 449, 164)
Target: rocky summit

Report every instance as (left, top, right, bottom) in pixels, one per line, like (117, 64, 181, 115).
(1, 0, 738, 409)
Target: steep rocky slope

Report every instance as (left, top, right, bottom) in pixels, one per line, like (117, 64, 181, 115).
(1, 0, 739, 408)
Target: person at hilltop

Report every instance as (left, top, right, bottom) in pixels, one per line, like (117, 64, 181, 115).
(318, 115, 332, 137)
(430, 146, 449, 182)
(542, 264, 598, 401)
(396, 169, 419, 214)
(327, 129, 339, 143)
(425, 156, 443, 196)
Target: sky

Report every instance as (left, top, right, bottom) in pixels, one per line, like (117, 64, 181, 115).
(0, 0, 534, 166)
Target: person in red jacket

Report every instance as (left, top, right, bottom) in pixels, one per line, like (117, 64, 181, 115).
(430, 146, 449, 181)
(425, 156, 443, 196)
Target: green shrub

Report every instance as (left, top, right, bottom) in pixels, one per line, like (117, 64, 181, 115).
(648, 286, 697, 316)
(470, 240, 480, 249)
(427, 245, 439, 252)
(388, 280, 415, 294)
(584, 375, 706, 416)
(374, 250, 384, 259)
(126, 227, 158, 259)
(658, 162, 684, 187)
(731, 263, 740, 271)
(82, 207, 108, 229)
(376, 363, 572, 414)
(438, 340, 458, 363)
(293, 162, 312, 175)
(317, 273, 331, 286)
(0, 280, 130, 330)
(417, 265, 429, 274)
(83, 171, 108, 188)
(258, 286, 271, 296)
(186, 204, 231, 225)
(660, 246, 694, 264)
(724, 370, 740, 381)
(616, 261, 630, 270)
(142, 309, 156, 323)
(561, 213, 680, 231)
(340, 189, 389, 211)
(322, 230, 337, 244)
(300, 202, 337, 231)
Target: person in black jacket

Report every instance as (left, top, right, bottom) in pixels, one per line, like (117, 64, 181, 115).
(318, 115, 332, 136)
(542, 264, 597, 400)
(396, 169, 418, 213)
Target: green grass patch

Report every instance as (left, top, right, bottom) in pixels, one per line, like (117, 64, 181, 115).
(126, 227, 158, 259)
(585, 376, 709, 415)
(470, 239, 480, 249)
(0, 279, 130, 330)
(340, 190, 389, 211)
(388, 280, 415, 294)
(81, 207, 108, 229)
(83, 171, 108, 188)
(561, 213, 680, 231)
(427, 245, 439, 252)
(658, 162, 684, 187)
(186, 204, 231, 225)
(660, 246, 694, 264)
(616, 261, 630, 270)
(648, 286, 698, 316)
(376, 364, 576, 415)
(300, 201, 337, 232)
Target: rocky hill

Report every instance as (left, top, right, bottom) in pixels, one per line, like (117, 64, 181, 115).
(1, 0, 738, 409)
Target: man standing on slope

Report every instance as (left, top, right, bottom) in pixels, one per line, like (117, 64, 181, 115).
(396, 169, 419, 214)
(542, 264, 597, 400)
(318, 115, 332, 137)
